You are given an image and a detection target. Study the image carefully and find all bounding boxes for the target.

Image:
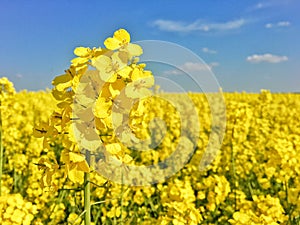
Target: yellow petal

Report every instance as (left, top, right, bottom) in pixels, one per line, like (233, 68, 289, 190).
(95, 117, 107, 130)
(93, 55, 111, 71)
(69, 152, 85, 163)
(68, 169, 84, 183)
(52, 73, 72, 86)
(71, 57, 89, 66)
(131, 67, 143, 81)
(131, 68, 153, 81)
(61, 150, 70, 164)
(93, 97, 112, 118)
(106, 143, 122, 155)
(123, 154, 133, 164)
(125, 85, 152, 99)
(104, 29, 131, 50)
(111, 51, 126, 67)
(126, 43, 143, 56)
(143, 75, 155, 88)
(33, 122, 49, 138)
(32, 128, 45, 138)
(103, 116, 113, 129)
(118, 66, 132, 79)
(114, 29, 130, 43)
(100, 83, 111, 98)
(74, 47, 90, 57)
(93, 47, 107, 58)
(100, 72, 118, 83)
(118, 51, 129, 63)
(109, 79, 125, 98)
(77, 160, 90, 173)
(114, 92, 133, 113)
(56, 81, 72, 91)
(104, 37, 121, 50)
(111, 112, 123, 127)
(92, 55, 118, 82)
(233, 212, 250, 224)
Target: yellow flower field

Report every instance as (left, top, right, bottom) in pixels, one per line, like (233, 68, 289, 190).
(1, 76, 300, 224)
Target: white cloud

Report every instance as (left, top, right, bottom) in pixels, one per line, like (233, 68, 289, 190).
(265, 23, 273, 28)
(248, 1, 292, 12)
(15, 73, 23, 79)
(164, 62, 219, 75)
(209, 62, 220, 67)
(265, 21, 291, 28)
(255, 3, 265, 9)
(278, 21, 291, 26)
(246, 2, 272, 12)
(253, 2, 272, 10)
(246, 53, 288, 63)
(151, 19, 246, 33)
(202, 47, 217, 54)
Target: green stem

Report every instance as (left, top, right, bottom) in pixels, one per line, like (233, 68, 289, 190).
(84, 150, 91, 225)
(0, 103, 2, 196)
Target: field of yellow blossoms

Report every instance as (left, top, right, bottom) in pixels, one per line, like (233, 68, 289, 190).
(1, 76, 300, 224)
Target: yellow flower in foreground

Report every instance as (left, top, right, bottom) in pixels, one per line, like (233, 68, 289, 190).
(61, 151, 90, 184)
(74, 47, 91, 57)
(104, 28, 142, 57)
(92, 53, 123, 82)
(104, 29, 130, 49)
(125, 66, 154, 98)
(93, 97, 112, 119)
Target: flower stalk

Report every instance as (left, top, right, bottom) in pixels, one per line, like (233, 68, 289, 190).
(84, 150, 91, 225)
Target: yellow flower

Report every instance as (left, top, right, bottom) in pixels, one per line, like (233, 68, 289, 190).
(0, 77, 16, 97)
(11, 209, 25, 223)
(125, 67, 154, 99)
(92, 52, 128, 82)
(133, 189, 145, 205)
(107, 206, 121, 218)
(67, 212, 82, 224)
(104, 28, 143, 58)
(105, 143, 122, 155)
(231, 212, 250, 224)
(74, 46, 91, 57)
(61, 151, 90, 184)
(104, 29, 130, 49)
(93, 97, 112, 119)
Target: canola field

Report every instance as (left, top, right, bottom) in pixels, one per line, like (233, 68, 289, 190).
(1, 77, 300, 224)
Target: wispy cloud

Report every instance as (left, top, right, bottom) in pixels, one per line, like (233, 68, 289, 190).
(209, 62, 220, 67)
(15, 73, 23, 79)
(246, 2, 272, 12)
(265, 21, 291, 28)
(164, 62, 219, 75)
(246, 53, 288, 63)
(202, 47, 217, 54)
(151, 19, 246, 33)
(247, 1, 293, 12)
(253, 2, 272, 10)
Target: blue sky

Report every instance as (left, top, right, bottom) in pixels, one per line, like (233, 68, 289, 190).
(0, 0, 299, 92)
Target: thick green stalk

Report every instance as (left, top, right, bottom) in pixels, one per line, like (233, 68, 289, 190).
(84, 150, 91, 225)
